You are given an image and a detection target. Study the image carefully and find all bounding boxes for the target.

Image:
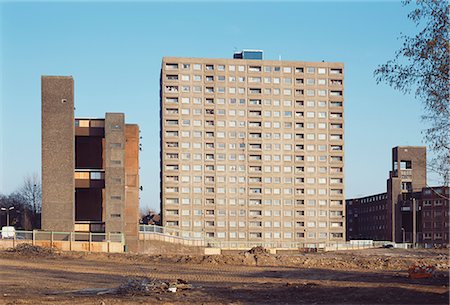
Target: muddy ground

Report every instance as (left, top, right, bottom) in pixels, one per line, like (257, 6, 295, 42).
(0, 247, 448, 304)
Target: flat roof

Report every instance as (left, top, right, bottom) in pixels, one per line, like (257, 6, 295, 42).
(162, 56, 344, 66)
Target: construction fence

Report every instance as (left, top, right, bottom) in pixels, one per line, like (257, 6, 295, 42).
(0, 230, 125, 253)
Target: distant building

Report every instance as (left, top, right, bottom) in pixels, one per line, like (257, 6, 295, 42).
(41, 76, 140, 250)
(346, 146, 449, 247)
(160, 51, 346, 246)
(398, 186, 449, 246)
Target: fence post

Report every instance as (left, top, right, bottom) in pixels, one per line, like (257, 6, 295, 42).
(69, 232, 73, 251)
(107, 232, 110, 253)
(32, 230, 36, 246)
(89, 233, 92, 252)
(50, 231, 54, 249)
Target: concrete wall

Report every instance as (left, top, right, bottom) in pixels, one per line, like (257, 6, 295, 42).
(104, 113, 126, 234)
(41, 76, 75, 232)
(125, 124, 140, 252)
(139, 232, 206, 247)
(138, 238, 205, 255)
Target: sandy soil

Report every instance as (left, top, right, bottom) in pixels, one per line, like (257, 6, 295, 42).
(0, 247, 448, 305)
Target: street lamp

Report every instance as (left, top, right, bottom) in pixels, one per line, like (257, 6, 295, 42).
(1, 207, 15, 227)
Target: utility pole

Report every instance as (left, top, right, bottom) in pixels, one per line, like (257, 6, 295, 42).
(412, 198, 416, 248)
(33, 184, 37, 213)
(33, 183, 37, 228)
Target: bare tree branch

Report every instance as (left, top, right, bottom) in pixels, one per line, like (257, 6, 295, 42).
(374, 0, 450, 186)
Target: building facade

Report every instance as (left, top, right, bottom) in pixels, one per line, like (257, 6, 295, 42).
(346, 192, 389, 241)
(41, 76, 140, 249)
(160, 51, 345, 246)
(399, 186, 449, 247)
(346, 146, 449, 246)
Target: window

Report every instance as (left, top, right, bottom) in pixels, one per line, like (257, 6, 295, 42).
(330, 68, 343, 74)
(306, 79, 315, 85)
(249, 66, 262, 72)
(400, 160, 412, 169)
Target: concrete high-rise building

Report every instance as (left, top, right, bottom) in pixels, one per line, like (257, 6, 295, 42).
(160, 51, 345, 246)
(41, 76, 140, 250)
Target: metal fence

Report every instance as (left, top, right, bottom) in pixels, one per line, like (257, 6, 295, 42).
(139, 225, 376, 250)
(140, 224, 205, 241)
(206, 241, 375, 250)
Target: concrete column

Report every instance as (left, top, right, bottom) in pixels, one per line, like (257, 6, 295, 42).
(41, 76, 75, 232)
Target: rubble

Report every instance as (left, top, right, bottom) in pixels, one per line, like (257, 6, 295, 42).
(149, 249, 449, 271)
(48, 277, 193, 296)
(117, 277, 192, 295)
(247, 246, 270, 255)
(7, 244, 57, 256)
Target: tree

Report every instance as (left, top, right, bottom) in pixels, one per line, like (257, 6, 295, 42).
(18, 173, 42, 228)
(0, 193, 28, 229)
(374, 0, 450, 186)
(19, 173, 42, 214)
(140, 207, 161, 225)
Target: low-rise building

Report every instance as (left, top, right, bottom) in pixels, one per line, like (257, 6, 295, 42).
(346, 146, 449, 247)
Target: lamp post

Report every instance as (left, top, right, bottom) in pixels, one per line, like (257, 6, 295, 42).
(412, 198, 417, 249)
(1, 207, 15, 227)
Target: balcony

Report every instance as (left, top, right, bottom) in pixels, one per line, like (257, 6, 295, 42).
(330, 101, 343, 108)
(165, 63, 179, 70)
(330, 79, 343, 86)
(165, 86, 179, 93)
(248, 121, 262, 128)
(165, 75, 179, 81)
(330, 68, 343, 75)
(249, 88, 262, 94)
(248, 111, 262, 118)
(330, 90, 343, 97)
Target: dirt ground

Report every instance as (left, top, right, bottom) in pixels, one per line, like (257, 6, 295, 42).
(0, 247, 448, 305)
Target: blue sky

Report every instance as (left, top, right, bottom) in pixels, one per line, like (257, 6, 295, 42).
(0, 1, 434, 211)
